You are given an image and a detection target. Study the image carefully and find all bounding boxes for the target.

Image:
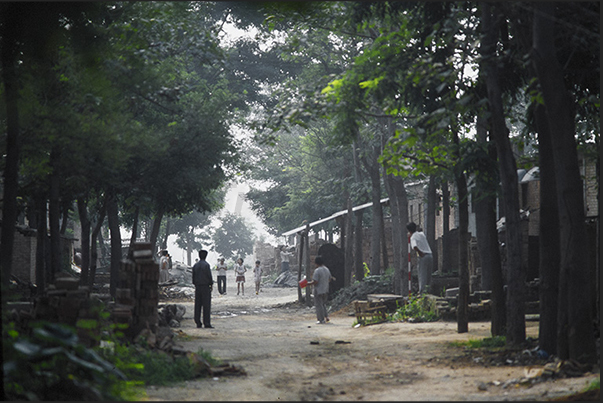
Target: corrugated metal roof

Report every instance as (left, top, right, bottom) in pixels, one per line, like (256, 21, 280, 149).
(281, 198, 390, 237)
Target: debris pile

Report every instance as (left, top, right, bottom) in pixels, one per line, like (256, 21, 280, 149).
(476, 358, 597, 393)
(329, 274, 394, 314)
(273, 270, 301, 287)
(158, 304, 187, 327)
(167, 262, 193, 285)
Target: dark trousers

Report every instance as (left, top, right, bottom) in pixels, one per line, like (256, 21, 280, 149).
(217, 275, 226, 294)
(194, 285, 212, 327)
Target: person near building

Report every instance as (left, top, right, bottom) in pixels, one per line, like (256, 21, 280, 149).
(192, 249, 214, 328)
(253, 260, 263, 295)
(215, 257, 228, 295)
(234, 258, 247, 296)
(407, 222, 433, 294)
(159, 250, 170, 283)
(307, 256, 335, 324)
(280, 246, 290, 273)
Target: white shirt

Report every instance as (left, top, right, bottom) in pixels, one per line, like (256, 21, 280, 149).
(280, 250, 289, 263)
(253, 265, 262, 282)
(235, 264, 246, 276)
(216, 262, 228, 276)
(410, 231, 432, 255)
(160, 256, 169, 270)
(312, 265, 332, 295)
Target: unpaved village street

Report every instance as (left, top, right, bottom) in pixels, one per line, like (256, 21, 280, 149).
(144, 272, 599, 401)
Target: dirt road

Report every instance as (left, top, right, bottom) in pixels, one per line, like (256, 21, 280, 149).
(144, 274, 599, 401)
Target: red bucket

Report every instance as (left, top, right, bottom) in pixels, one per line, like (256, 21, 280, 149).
(299, 278, 308, 288)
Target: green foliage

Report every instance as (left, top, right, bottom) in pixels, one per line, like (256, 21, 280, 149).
(3, 321, 139, 401)
(98, 343, 221, 387)
(244, 122, 357, 236)
(390, 294, 439, 323)
(448, 336, 507, 349)
(101, 344, 190, 387)
(583, 379, 600, 392)
(363, 262, 371, 278)
(352, 314, 387, 327)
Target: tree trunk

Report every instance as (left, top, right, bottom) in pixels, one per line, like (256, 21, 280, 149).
(393, 174, 409, 295)
(345, 197, 354, 287)
(150, 210, 164, 255)
(426, 176, 437, 273)
(297, 231, 305, 303)
(362, 148, 383, 275)
(532, 1, 596, 363)
(89, 198, 107, 289)
(34, 193, 47, 291)
(384, 172, 402, 290)
(59, 202, 70, 235)
(0, 4, 21, 292)
(534, 102, 560, 356)
(441, 181, 451, 274)
(354, 210, 364, 282)
(77, 199, 91, 286)
(129, 205, 140, 255)
(161, 218, 171, 250)
(49, 149, 62, 279)
(351, 140, 367, 282)
(380, 210, 389, 272)
(304, 224, 311, 306)
(453, 133, 470, 334)
(482, 3, 526, 347)
(0, 9, 22, 391)
(107, 193, 121, 297)
(474, 114, 506, 336)
(186, 232, 193, 266)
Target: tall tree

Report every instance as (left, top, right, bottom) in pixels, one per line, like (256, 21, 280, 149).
(481, 3, 526, 346)
(173, 211, 215, 266)
(211, 212, 257, 261)
(530, 1, 597, 363)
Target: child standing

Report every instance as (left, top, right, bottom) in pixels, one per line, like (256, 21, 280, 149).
(234, 258, 247, 295)
(253, 260, 263, 295)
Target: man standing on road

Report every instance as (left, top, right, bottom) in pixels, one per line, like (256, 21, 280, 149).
(307, 256, 335, 324)
(407, 222, 433, 294)
(192, 249, 214, 328)
(215, 257, 228, 296)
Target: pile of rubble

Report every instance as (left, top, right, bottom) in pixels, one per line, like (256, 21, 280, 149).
(328, 275, 395, 314)
(273, 270, 301, 287)
(159, 262, 196, 301)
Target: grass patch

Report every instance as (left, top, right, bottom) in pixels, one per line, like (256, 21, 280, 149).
(449, 335, 506, 349)
(100, 344, 220, 387)
(584, 379, 600, 392)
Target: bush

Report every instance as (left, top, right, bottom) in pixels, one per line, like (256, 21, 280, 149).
(99, 343, 218, 387)
(3, 321, 140, 401)
(3, 306, 221, 400)
(390, 294, 439, 323)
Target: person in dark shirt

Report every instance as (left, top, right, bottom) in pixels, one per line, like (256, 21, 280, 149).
(192, 249, 214, 328)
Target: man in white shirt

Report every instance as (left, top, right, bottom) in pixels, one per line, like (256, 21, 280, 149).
(407, 222, 433, 294)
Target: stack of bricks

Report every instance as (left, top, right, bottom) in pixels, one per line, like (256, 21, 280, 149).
(31, 274, 107, 348)
(116, 242, 159, 340)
